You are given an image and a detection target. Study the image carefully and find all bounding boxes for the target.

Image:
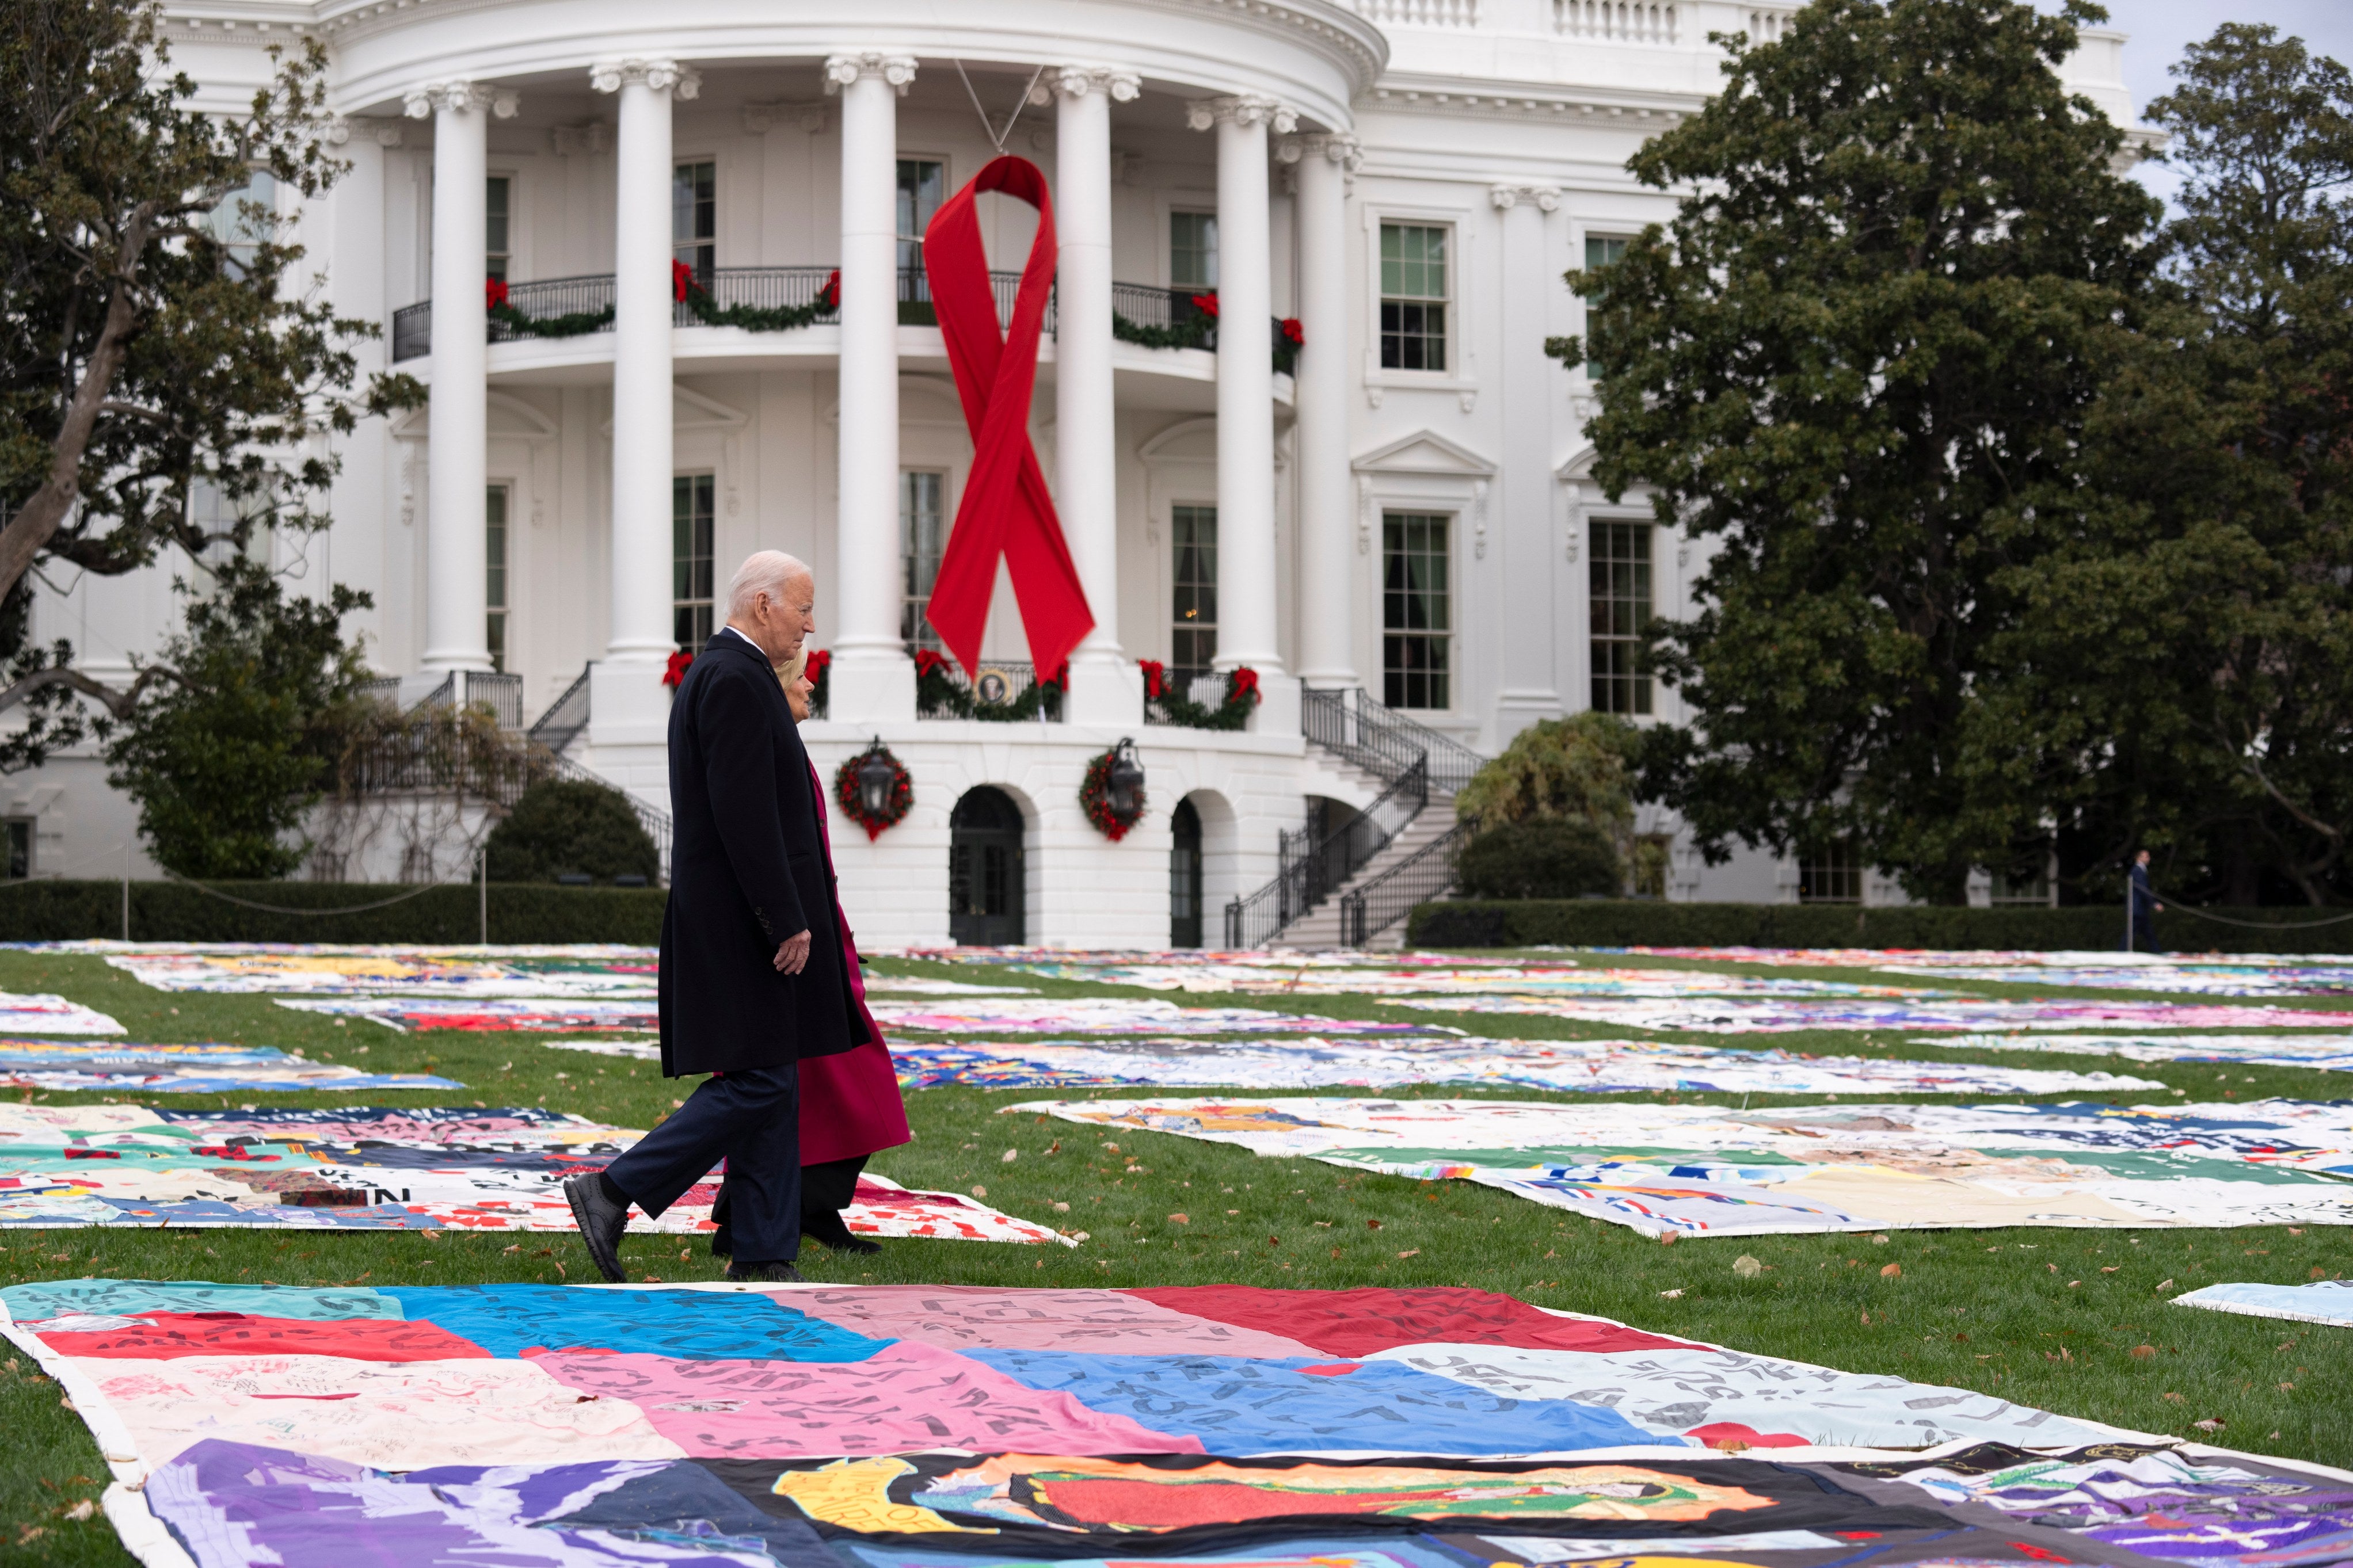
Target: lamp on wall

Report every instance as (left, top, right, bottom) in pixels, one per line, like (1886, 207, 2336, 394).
(855, 738, 897, 821)
(1106, 737, 1146, 819)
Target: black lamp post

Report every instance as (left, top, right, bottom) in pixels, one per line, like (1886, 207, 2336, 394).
(856, 738, 896, 819)
(1106, 737, 1146, 819)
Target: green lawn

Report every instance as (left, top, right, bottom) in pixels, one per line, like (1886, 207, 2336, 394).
(5, 947, 2351, 1561)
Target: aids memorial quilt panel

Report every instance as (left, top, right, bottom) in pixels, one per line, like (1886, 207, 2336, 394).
(0, 991, 123, 1035)
(62, 941, 664, 998)
(865, 999, 1447, 1037)
(17, 1279, 2278, 1568)
(889, 1036, 2164, 1097)
(1011, 1098, 2353, 1236)
(1384, 996, 2353, 1035)
(0, 1037, 462, 1093)
(0, 1105, 1066, 1242)
(2169, 1279, 2353, 1328)
(1928, 1035, 2353, 1073)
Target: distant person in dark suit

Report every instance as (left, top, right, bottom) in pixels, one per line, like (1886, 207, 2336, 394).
(2130, 848, 2163, 954)
(563, 551, 867, 1283)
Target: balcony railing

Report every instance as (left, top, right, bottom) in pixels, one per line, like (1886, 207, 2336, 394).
(916, 657, 1065, 722)
(391, 269, 1292, 372)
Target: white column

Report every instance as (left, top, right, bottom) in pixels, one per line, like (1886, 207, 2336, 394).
(1284, 132, 1360, 690)
(404, 81, 516, 674)
(1189, 95, 1297, 729)
(1491, 184, 1566, 742)
(1051, 65, 1142, 726)
(826, 51, 918, 723)
(593, 60, 699, 695)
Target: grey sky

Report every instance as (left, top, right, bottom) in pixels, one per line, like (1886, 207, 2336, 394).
(2094, 1, 2353, 202)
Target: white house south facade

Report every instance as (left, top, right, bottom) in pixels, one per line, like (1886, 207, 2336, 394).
(22, 0, 2142, 942)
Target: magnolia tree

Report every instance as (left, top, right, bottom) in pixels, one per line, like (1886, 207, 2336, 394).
(0, 1, 414, 773)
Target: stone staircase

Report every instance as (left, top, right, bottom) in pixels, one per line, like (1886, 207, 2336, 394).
(1273, 789, 1462, 949)
(1223, 689, 1486, 949)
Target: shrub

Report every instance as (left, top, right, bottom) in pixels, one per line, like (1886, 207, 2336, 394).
(1456, 713, 1642, 835)
(483, 779, 659, 884)
(1456, 819, 1622, 899)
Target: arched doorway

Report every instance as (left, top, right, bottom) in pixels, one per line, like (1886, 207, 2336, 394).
(949, 787, 1025, 946)
(1170, 797, 1205, 949)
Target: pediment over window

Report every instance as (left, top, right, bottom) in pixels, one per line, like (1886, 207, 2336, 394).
(1351, 428, 1496, 477)
(600, 384, 747, 437)
(1139, 417, 1219, 466)
(393, 390, 559, 443)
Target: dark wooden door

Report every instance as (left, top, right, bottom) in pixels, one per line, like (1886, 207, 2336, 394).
(949, 786, 1025, 946)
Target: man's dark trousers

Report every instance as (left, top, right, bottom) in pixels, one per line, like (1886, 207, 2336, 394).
(603, 1063, 801, 1263)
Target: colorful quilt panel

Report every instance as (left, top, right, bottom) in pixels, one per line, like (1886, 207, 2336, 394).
(2169, 1279, 2353, 1327)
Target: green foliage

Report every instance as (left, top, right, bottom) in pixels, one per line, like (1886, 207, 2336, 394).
(483, 779, 661, 884)
(1456, 819, 1623, 899)
(1404, 898, 2353, 953)
(0, 879, 664, 942)
(105, 561, 370, 879)
(1558, 0, 2162, 903)
(0, 1, 416, 767)
(1960, 25, 2353, 905)
(1456, 713, 1641, 837)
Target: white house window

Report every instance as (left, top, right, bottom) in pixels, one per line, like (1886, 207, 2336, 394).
(485, 485, 510, 673)
(1171, 504, 1217, 684)
(1589, 520, 1653, 716)
(1380, 223, 1449, 372)
(1170, 211, 1217, 291)
(897, 160, 945, 276)
(2, 819, 30, 881)
(901, 470, 946, 651)
(673, 473, 715, 651)
(673, 161, 715, 285)
(206, 170, 277, 278)
(485, 176, 512, 282)
(1383, 512, 1451, 710)
(1799, 839, 1861, 903)
(1581, 234, 1629, 378)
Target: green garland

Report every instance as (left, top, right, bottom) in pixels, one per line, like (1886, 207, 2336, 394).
(680, 287, 839, 333)
(1142, 664, 1260, 731)
(489, 301, 615, 339)
(915, 652, 1065, 722)
(1112, 310, 1216, 352)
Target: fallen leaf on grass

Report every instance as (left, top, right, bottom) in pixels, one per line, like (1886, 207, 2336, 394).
(63, 1500, 94, 1522)
(1366, 1219, 1381, 1230)
(1659, 1288, 1684, 1299)
(970, 1185, 987, 1198)
(1398, 1249, 1421, 1258)
(1734, 1255, 1764, 1278)
(1881, 1263, 1902, 1279)
(2156, 1279, 2176, 1293)
(2131, 1344, 2157, 1359)
(1168, 1214, 1189, 1224)
(2162, 1391, 2186, 1402)
(2193, 1418, 2225, 1432)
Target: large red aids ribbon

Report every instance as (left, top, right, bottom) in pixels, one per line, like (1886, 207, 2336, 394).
(920, 155, 1095, 680)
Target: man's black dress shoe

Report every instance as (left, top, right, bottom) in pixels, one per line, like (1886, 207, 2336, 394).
(562, 1173, 629, 1283)
(725, 1260, 806, 1283)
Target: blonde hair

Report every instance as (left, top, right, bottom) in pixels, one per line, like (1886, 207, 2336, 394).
(777, 646, 809, 689)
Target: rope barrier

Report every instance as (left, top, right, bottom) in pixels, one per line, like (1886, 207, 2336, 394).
(153, 871, 463, 916)
(2144, 884, 2353, 930)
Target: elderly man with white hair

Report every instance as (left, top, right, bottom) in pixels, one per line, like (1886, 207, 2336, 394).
(565, 551, 868, 1283)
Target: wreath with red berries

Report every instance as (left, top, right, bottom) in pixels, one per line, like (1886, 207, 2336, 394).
(833, 742, 912, 841)
(1079, 746, 1147, 842)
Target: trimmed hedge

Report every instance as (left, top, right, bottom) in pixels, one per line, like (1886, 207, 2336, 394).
(0, 880, 664, 944)
(1406, 898, 2353, 954)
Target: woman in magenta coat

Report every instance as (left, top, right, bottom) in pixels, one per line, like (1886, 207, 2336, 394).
(711, 647, 911, 1256)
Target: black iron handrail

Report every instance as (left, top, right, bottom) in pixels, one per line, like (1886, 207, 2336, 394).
(1301, 688, 1486, 792)
(527, 664, 593, 755)
(1224, 758, 1428, 948)
(1337, 818, 1473, 948)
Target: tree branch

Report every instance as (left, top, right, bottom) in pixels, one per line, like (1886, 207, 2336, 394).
(0, 663, 184, 723)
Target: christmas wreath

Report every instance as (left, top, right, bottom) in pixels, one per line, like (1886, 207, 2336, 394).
(913, 648, 1066, 722)
(1139, 660, 1260, 730)
(1079, 745, 1147, 842)
(834, 739, 912, 841)
(676, 261, 842, 331)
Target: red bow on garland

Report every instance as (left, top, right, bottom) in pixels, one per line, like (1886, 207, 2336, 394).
(1191, 292, 1221, 319)
(486, 276, 510, 310)
(672, 260, 700, 303)
(1280, 317, 1304, 346)
(820, 269, 842, 307)
(912, 648, 951, 680)
(1229, 667, 1262, 704)
(663, 650, 694, 687)
(919, 156, 1096, 681)
(1139, 659, 1167, 700)
(805, 648, 832, 683)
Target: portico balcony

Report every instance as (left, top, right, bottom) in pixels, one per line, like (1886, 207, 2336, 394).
(390, 269, 1290, 373)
